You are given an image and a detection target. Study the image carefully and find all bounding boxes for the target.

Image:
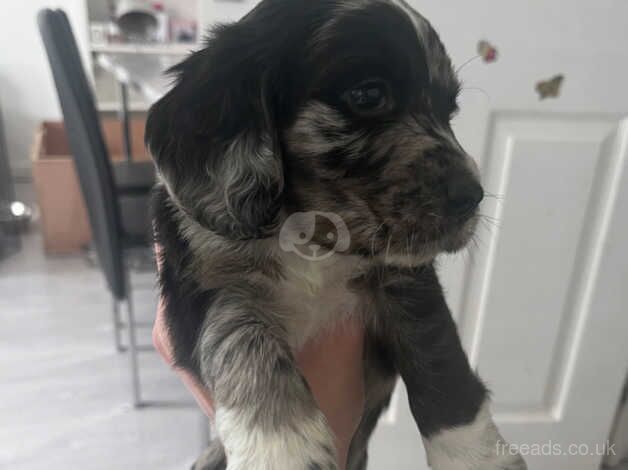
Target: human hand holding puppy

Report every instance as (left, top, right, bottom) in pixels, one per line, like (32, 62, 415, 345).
(153, 295, 366, 470)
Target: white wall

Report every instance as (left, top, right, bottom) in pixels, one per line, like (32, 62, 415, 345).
(200, 0, 259, 29)
(85, 0, 111, 22)
(0, 1, 89, 176)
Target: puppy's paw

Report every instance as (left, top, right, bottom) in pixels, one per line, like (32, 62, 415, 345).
(216, 407, 337, 470)
(464, 452, 527, 470)
(426, 446, 527, 470)
(495, 453, 527, 470)
(452, 451, 527, 470)
(423, 402, 527, 470)
(192, 439, 227, 470)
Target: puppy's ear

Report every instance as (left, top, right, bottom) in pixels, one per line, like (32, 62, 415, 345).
(146, 21, 284, 240)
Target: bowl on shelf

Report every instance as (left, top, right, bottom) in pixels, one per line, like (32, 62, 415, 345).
(115, 0, 158, 42)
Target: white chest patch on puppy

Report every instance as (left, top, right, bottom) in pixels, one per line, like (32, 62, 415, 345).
(277, 252, 365, 350)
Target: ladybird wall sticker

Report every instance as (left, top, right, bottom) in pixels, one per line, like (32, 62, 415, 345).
(536, 75, 565, 100)
(477, 40, 498, 63)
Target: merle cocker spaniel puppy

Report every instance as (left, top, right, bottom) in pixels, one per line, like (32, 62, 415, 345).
(146, 1, 527, 469)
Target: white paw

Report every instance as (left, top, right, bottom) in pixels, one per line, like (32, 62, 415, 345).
(216, 407, 338, 470)
(423, 401, 527, 470)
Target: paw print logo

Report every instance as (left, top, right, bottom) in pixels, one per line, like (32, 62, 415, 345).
(279, 212, 351, 261)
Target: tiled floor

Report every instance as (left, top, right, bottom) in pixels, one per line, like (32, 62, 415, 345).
(1, 231, 205, 470)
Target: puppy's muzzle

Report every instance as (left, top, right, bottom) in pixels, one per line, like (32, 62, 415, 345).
(445, 172, 484, 218)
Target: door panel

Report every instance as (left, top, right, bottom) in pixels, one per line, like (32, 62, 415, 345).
(496, 121, 628, 469)
(462, 114, 619, 414)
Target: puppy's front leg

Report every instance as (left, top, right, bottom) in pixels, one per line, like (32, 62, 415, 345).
(198, 283, 337, 470)
(375, 265, 526, 470)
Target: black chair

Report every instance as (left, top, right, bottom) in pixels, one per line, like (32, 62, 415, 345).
(38, 8, 154, 406)
(0, 101, 18, 258)
(0, 102, 14, 205)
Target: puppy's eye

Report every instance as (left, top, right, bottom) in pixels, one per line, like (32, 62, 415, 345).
(343, 79, 392, 117)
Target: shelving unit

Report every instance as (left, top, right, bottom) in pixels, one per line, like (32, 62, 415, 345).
(85, 0, 201, 112)
(81, 0, 261, 111)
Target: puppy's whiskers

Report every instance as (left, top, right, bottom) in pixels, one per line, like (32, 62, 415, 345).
(384, 233, 393, 265)
(478, 214, 501, 234)
(460, 86, 491, 102)
(484, 191, 504, 201)
(456, 55, 481, 74)
(405, 233, 412, 260)
(369, 222, 386, 257)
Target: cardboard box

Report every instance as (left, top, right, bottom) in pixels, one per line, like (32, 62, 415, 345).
(31, 118, 149, 254)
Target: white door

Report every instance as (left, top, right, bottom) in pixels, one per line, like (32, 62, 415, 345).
(370, 1, 628, 469)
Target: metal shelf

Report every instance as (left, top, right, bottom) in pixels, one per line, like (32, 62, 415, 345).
(89, 42, 199, 55)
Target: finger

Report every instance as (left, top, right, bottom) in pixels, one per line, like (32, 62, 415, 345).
(175, 367, 215, 417)
(297, 319, 366, 469)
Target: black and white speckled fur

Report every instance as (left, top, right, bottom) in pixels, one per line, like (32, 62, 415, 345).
(147, 1, 527, 469)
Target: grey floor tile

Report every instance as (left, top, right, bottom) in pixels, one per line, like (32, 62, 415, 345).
(1, 230, 204, 469)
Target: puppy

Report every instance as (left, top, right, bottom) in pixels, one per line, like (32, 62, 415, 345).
(146, 1, 527, 469)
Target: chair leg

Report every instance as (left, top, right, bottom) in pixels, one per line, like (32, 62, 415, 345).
(112, 297, 123, 352)
(118, 82, 133, 164)
(121, 298, 142, 407)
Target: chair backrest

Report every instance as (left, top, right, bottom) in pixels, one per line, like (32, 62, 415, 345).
(0, 101, 14, 204)
(38, 9, 127, 300)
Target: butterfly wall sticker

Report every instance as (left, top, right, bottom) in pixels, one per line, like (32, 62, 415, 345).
(536, 74, 565, 100)
(477, 40, 498, 63)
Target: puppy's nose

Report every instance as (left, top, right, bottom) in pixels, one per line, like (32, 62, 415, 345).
(446, 175, 484, 217)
